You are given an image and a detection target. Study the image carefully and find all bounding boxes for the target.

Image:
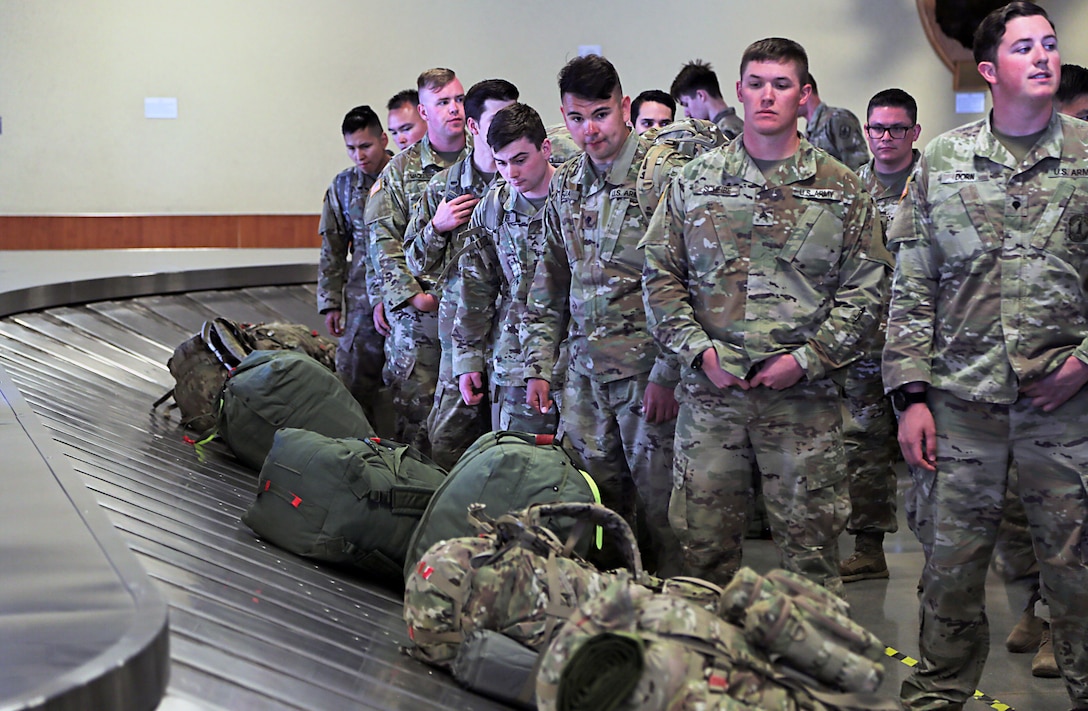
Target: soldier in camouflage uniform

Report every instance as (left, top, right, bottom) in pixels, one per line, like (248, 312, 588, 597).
(317, 105, 391, 430)
(363, 68, 468, 453)
(385, 89, 426, 152)
(630, 89, 675, 135)
(404, 79, 519, 469)
(453, 103, 559, 434)
(522, 55, 681, 576)
(642, 38, 890, 595)
(669, 59, 744, 140)
(836, 88, 921, 583)
(798, 73, 869, 171)
(883, 4, 1088, 707)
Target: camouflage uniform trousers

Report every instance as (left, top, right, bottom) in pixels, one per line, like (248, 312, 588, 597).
(495, 384, 557, 435)
(990, 461, 1038, 582)
(558, 367, 680, 578)
(902, 389, 1088, 710)
(334, 295, 389, 436)
(670, 376, 849, 595)
(383, 305, 440, 455)
(838, 355, 898, 535)
(426, 293, 491, 470)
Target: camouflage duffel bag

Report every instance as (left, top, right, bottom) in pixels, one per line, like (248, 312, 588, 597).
(217, 350, 374, 470)
(537, 576, 898, 711)
(242, 429, 446, 581)
(403, 502, 643, 669)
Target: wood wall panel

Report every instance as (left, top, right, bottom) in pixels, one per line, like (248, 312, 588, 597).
(0, 215, 321, 250)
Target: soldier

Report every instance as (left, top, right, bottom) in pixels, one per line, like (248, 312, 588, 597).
(883, 3, 1088, 707)
(797, 72, 869, 171)
(317, 105, 392, 430)
(364, 68, 468, 452)
(1056, 62, 1088, 120)
(669, 59, 744, 140)
(453, 103, 559, 434)
(642, 37, 889, 593)
(404, 79, 519, 469)
(386, 89, 427, 152)
(837, 88, 921, 583)
(630, 89, 675, 134)
(522, 54, 681, 575)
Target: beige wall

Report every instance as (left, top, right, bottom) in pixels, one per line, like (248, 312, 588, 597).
(2, 0, 1086, 215)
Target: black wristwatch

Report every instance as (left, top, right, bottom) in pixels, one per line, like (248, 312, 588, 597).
(890, 388, 927, 411)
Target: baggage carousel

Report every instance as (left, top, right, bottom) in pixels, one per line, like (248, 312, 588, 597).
(0, 250, 508, 711)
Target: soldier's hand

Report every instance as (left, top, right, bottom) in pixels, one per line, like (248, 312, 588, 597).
(701, 348, 749, 390)
(750, 353, 804, 390)
(1019, 355, 1088, 412)
(432, 194, 480, 233)
(373, 302, 392, 336)
(898, 403, 937, 472)
(642, 382, 679, 423)
(325, 309, 344, 337)
(527, 378, 553, 414)
(459, 372, 486, 406)
(409, 292, 439, 313)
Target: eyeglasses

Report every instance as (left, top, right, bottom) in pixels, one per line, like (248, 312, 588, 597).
(865, 124, 914, 139)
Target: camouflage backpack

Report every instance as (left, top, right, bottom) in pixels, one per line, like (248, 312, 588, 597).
(537, 572, 897, 711)
(545, 123, 583, 167)
(243, 322, 337, 371)
(156, 317, 253, 432)
(636, 117, 729, 220)
(242, 428, 445, 581)
(403, 502, 643, 669)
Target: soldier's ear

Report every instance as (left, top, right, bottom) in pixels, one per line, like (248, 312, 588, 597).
(541, 138, 553, 162)
(978, 60, 998, 87)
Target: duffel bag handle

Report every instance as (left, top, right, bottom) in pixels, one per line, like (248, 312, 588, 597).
(526, 502, 643, 579)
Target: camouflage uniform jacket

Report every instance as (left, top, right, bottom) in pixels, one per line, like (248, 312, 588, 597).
(523, 130, 679, 386)
(883, 111, 1088, 404)
(452, 180, 547, 385)
(317, 166, 379, 314)
(641, 136, 891, 381)
(806, 101, 870, 171)
(404, 151, 495, 294)
(712, 106, 744, 141)
(363, 134, 467, 310)
(856, 149, 920, 228)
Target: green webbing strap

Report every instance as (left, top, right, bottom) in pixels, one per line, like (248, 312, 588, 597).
(577, 469, 604, 550)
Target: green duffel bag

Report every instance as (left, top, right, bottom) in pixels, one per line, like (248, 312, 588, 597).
(242, 428, 446, 580)
(403, 431, 601, 579)
(218, 350, 375, 470)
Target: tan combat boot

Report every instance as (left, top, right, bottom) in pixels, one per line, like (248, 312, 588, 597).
(839, 531, 889, 583)
(1006, 606, 1045, 653)
(1032, 623, 1060, 678)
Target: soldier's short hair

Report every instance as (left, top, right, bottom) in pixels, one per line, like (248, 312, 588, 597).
(558, 54, 622, 102)
(631, 90, 676, 124)
(417, 68, 458, 94)
(740, 38, 809, 86)
(1057, 64, 1088, 105)
(973, 1, 1052, 66)
(387, 89, 419, 112)
(805, 72, 819, 96)
(670, 60, 723, 101)
(487, 103, 547, 153)
(464, 79, 520, 123)
(867, 88, 918, 124)
(341, 105, 383, 136)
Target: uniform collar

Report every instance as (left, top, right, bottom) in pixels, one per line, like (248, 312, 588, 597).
(577, 129, 642, 191)
(730, 133, 819, 186)
(977, 109, 1063, 170)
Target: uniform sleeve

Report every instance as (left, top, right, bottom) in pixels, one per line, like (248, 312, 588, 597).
(794, 190, 891, 380)
(641, 174, 718, 373)
(882, 159, 937, 392)
(404, 176, 450, 278)
(521, 191, 571, 384)
(317, 181, 349, 314)
(452, 204, 500, 378)
(831, 111, 870, 172)
(364, 165, 425, 310)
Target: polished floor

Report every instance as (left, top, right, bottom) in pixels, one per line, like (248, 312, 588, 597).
(0, 249, 1073, 711)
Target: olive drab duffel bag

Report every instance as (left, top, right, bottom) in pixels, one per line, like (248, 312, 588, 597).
(242, 428, 446, 580)
(217, 350, 375, 470)
(402, 431, 602, 579)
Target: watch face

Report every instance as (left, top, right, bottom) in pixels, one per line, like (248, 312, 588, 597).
(891, 390, 905, 410)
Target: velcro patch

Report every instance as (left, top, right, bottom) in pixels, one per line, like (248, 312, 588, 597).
(938, 171, 978, 184)
(792, 188, 842, 201)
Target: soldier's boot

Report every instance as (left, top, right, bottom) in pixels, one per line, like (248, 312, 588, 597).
(1006, 605, 1045, 653)
(839, 532, 889, 583)
(1031, 623, 1060, 678)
